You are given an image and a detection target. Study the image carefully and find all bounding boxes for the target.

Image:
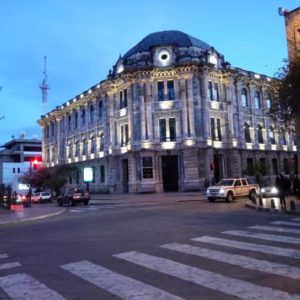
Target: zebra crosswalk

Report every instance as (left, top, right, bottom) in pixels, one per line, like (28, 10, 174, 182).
(1, 217, 300, 299)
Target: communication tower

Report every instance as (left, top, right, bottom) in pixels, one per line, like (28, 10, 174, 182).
(40, 56, 49, 113)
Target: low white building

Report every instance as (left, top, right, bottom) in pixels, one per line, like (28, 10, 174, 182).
(0, 138, 42, 193)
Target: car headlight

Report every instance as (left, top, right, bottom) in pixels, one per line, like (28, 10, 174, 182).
(271, 187, 279, 194)
(261, 188, 266, 193)
(219, 188, 225, 194)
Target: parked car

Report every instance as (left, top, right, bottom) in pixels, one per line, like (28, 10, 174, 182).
(206, 178, 260, 202)
(32, 192, 52, 203)
(57, 188, 90, 207)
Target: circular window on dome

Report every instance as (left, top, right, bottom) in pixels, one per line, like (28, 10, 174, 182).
(157, 49, 171, 67)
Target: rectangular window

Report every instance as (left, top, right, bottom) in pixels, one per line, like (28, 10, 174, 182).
(210, 118, 216, 141)
(120, 124, 129, 146)
(124, 89, 128, 108)
(18, 168, 20, 173)
(159, 119, 167, 141)
(167, 80, 175, 100)
(125, 124, 129, 144)
(217, 119, 222, 141)
(272, 158, 278, 175)
(158, 81, 164, 101)
(222, 83, 227, 101)
(213, 82, 219, 101)
(13, 168, 15, 174)
(142, 157, 153, 178)
(208, 81, 213, 100)
(119, 91, 123, 109)
(100, 165, 105, 183)
(259, 158, 267, 176)
(169, 118, 176, 141)
(247, 158, 254, 175)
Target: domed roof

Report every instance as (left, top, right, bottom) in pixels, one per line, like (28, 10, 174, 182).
(123, 30, 211, 59)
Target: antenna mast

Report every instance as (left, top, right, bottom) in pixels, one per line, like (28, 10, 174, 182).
(0, 86, 4, 120)
(40, 56, 49, 113)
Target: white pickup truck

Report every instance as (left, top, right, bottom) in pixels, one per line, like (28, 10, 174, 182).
(206, 178, 260, 202)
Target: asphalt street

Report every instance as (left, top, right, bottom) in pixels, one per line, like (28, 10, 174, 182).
(0, 199, 300, 299)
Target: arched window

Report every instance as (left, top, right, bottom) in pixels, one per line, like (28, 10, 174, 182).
(68, 115, 72, 131)
(82, 139, 88, 155)
(98, 100, 103, 118)
(75, 140, 80, 156)
(244, 122, 251, 143)
(91, 136, 96, 153)
(90, 105, 94, 123)
(269, 126, 275, 144)
(81, 108, 86, 125)
(100, 132, 104, 151)
(74, 112, 78, 129)
(266, 94, 271, 110)
(254, 91, 261, 109)
(257, 125, 264, 144)
(241, 88, 248, 107)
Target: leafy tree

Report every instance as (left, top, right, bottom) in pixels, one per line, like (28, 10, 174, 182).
(21, 164, 80, 196)
(268, 53, 300, 136)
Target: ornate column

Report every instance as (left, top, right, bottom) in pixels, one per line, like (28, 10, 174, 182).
(187, 77, 195, 137)
(200, 69, 210, 139)
(179, 78, 188, 138)
(127, 84, 134, 144)
(138, 82, 146, 141)
(145, 81, 153, 140)
(107, 91, 116, 149)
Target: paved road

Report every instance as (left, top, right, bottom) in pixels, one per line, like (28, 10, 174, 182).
(0, 199, 300, 299)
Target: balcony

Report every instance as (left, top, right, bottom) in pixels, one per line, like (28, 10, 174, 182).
(154, 100, 180, 111)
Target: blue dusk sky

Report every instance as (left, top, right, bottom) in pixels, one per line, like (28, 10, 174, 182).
(0, 0, 299, 146)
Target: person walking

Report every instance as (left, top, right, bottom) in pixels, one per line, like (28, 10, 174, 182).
(275, 174, 287, 211)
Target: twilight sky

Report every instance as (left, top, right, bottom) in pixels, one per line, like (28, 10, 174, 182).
(0, 0, 299, 146)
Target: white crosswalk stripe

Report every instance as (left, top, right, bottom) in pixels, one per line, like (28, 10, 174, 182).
(0, 262, 21, 270)
(192, 236, 300, 258)
(61, 260, 184, 300)
(114, 251, 300, 300)
(0, 273, 66, 300)
(291, 218, 300, 222)
(161, 242, 300, 280)
(0, 254, 8, 259)
(271, 221, 300, 227)
(223, 230, 300, 244)
(249, 225, 300, 234)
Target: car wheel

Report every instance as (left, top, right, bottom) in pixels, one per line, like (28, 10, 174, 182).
(208, 197, 215, 202)
(249, 190, 257, 203)
(226, 192, 234, 202)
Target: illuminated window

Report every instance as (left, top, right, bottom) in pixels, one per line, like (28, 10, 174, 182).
(244, 123, 251, 143)
(241, 88, 248, 107)
(257, 125, 264, 144)
(254, 91, 261, 109)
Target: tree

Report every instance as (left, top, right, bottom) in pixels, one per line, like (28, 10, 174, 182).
(21, 164, 80, 196)
(268, 53, 300, 136)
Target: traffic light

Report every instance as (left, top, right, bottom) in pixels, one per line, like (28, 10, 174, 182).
(31, 158, 41, 170)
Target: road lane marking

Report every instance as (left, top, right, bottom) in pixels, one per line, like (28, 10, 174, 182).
(0, 262, 21, 270)
(0, 273, 66, 300)
(249, 225, 300, 234)
(61, 260, 183, 300)
(0, 254, 8, 259)
(223, 230, 300, 244)
(161, 243, 300, 280)
(192, 236, 300, 259)
(271, 221, 300, 227)
(291, 218, 300, 222)
(114, 251, 300, 300)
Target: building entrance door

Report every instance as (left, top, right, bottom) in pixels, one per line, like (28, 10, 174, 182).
(162, 155, 178, 192)
(122, 159, 129, 193)
(213, 153, 224, 183)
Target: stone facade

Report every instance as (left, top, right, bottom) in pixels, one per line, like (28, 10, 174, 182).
(38, 30, 299, 193)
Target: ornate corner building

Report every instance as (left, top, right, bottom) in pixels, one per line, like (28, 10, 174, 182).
(38, 30, 299, 193)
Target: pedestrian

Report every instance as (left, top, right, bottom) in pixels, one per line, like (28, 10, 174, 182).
(26, 188, 32, 207)
(275, 174, 287, 211)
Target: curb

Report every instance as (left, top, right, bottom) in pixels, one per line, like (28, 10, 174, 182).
(0, 208, 67, 226)
(245, 202, 300, 215)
